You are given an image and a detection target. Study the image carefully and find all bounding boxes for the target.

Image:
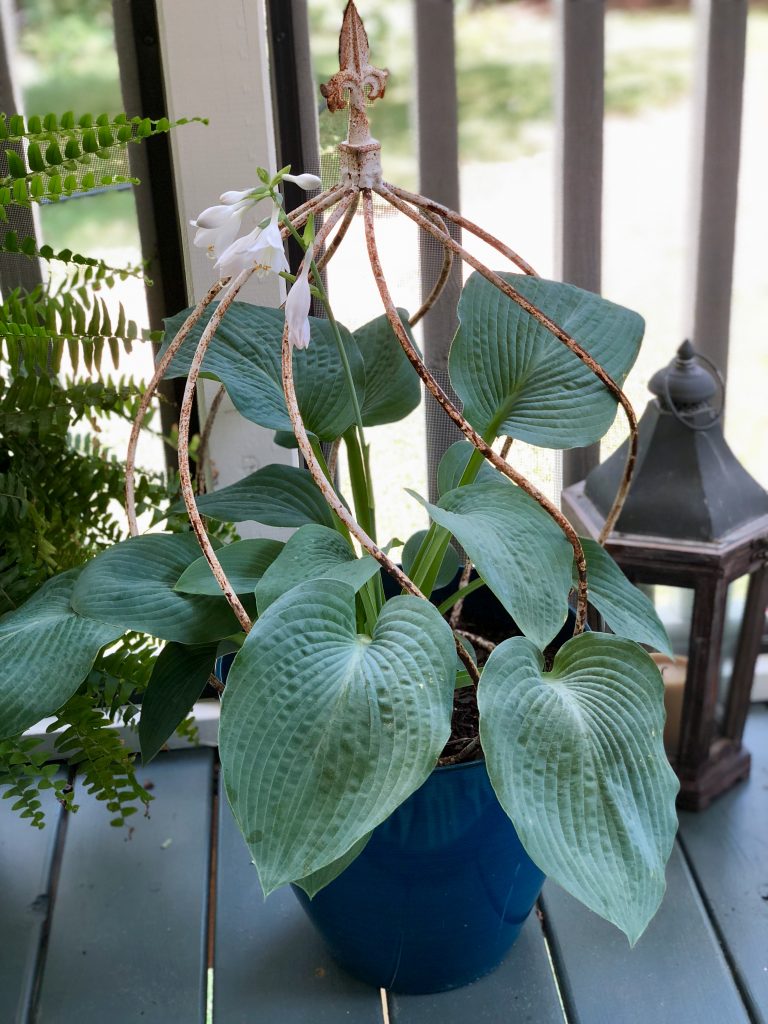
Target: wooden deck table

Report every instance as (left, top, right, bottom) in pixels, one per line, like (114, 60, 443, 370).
(2, 707, 766, 1023)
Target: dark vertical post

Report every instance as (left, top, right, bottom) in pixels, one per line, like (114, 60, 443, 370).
(688, 0, 748, 377)
(414, 0, 463, 502)
(555, 0, 605, 488)
(112, 0, 196, 469)
(266, 0, 321, 274)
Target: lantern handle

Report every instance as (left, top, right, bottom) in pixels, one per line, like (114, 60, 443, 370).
(663, 350, 725, 432)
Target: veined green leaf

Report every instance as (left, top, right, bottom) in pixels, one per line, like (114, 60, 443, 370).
(411, 481, 572, 649)
(437, 439, 501, 495)
(220, 580, 456, 894)
(160, 303, 364, 441)
(139, 641, 218, 764)
(71, 534, 241, 643)
(401, 529, 460, 589)
(175, 539, 284, 597)
(479, 632, 679, 944)
(352, 309, 421, 426)
(579, 539, 672, 654)
(255, 525, 379, 613)
(0, 570, 123, 740)
(170, 464, 334, 530)
(449, 273, 644, 448)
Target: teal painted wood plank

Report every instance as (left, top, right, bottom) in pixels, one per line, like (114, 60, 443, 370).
(389, 911, 565, 1023)
(540, 843, 750, 1024)
(678, 705, 768, 1024)
(35, 749, 214, 1024)
(213, 795, 383, 1023)
(0, 778, 63, 1023)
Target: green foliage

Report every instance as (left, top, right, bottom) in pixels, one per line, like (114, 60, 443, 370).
(48, 693, 152, 827)
(0, 735, 75, 828)
(0, 106, 195, 829)
(479, 633, 680, 944)
(220, 581, 456, 895)
(0, 112, 207, 218)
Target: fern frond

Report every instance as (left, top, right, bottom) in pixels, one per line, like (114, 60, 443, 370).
(0, 284, 160, 374)
(50, 694, 152, 827)
(0, 232, 147, 283)
(0, 112, 207, 213)
(0, 735, 75, 829)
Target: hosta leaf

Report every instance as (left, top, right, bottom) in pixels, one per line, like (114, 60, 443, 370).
(437, 439, 501, 495)
(449, 272, 644, 448)
(219, 580, 456, 894)
(0, 571, 122, 740)
(170, 464, 334, 529)
(479, 632, 679, 944)
(401, 529, 460, 589)
(175, 539, 284, 596)
(71, 534, 240, 643)
(139, 642, 218, 764)
(580, 539, 672, 655)
(412, 482, 572, 649)
(255, 525, 379, 613)
(352, 310, 421, 426)
(160, 303, 364, 440)
(294, 833, 372, 898)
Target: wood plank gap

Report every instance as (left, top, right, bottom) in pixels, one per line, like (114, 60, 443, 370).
(26, 767, 73, 1024)
(206, 758, 220, 971)
(676, 831, 762, 1024)
(535, 898, 574, 1024)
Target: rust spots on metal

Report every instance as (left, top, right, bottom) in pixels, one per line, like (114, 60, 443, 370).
(362, 189, 590, 636)
(125, 277, 225, 537)
(380, 183, 639, 555)
(176, 266, 257, 635)
(320, 0, 388, 146)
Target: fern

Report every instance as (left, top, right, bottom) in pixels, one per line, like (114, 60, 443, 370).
(0, 279, 160, 374)
(49, 694, 152, 827)
(0, 735, 76, 828)
(0, 232, 147, 283)
(0, 112, 207, 215)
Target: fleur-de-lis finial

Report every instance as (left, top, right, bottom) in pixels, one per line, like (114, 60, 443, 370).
(320, 1, 389, 148)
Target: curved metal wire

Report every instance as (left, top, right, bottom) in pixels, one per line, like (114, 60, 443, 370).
(361, 189, 589, 635)
(378, 183, 639, 545)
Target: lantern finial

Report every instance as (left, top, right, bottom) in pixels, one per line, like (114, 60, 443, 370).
(320, 0, 389, 148)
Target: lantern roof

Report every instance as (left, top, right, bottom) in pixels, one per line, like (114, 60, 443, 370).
(584, 342, 768, 543)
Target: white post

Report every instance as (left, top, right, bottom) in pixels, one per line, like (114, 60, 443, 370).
(156, 0, 296, 536)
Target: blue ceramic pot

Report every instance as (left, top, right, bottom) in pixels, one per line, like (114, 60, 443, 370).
(292, 758, 545, 994)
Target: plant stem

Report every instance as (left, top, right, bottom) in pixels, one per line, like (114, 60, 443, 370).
(308, 436, 353, 545)
(436, 577, 486, 616)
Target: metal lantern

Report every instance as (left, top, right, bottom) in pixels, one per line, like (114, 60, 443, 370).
(563, 340, 768, 809)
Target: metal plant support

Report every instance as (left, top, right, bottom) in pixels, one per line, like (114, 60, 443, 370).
(125, 0, 639, 700)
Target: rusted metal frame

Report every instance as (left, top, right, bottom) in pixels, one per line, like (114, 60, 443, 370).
(387, 182, 538, 278)
(279, 317, 480, 687)
(125, 278, 226, 536)
(448, 559, 474, 630)
(316, 191, 359, 271)
(380, 183, 637, 544)
(408, 207, 455, 327)
(195, 383, 227, 494)
(278, 183, 348, 242)
(176, 266, 259, 634)
(362, 189, 589, 635)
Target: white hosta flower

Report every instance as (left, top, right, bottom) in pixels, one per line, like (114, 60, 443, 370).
(285, 244, 314, 350)
(216, 211, 289, 280)
(282, 172, 322, 191)
(191, 188, 260, 259)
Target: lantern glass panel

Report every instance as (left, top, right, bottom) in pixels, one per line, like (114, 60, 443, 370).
(651, 584, 694, 658)
(716, 575, 750, 728)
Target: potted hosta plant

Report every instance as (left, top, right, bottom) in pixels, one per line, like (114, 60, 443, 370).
(0, 1, 679, 995)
